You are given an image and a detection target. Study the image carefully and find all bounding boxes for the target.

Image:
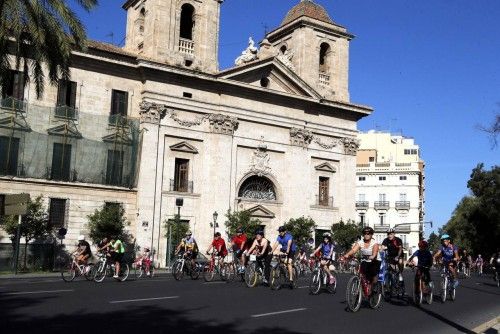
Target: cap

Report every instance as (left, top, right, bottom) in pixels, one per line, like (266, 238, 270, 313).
(78, 235, 85, 241)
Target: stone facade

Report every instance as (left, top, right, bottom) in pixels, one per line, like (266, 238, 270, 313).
(0, 0, 372, 266)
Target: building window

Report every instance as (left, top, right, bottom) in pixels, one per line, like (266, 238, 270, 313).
(174, 158, 189, 192)
(110, 90, 128, 117)
(56, 80, 77, 108)
(369, 157, 375, 162)
(379, 176, 386, 181)
(179, 3, 195, 40)
(49, 198, 67, 228)
(359, 213, 365, 225)
(358, 176, 366, 181)
(358, 194, 366, 201)
(400, 193, 407, 201)
(400, 175, 407, 180)
(404, 149, 418, 155)
(0, 136, 20, 176)
(379, 193, 386, 201)
(1, 70, 24, 100)
(319, 43, 330, 73)
(318, 176, 330, 206)
(238, 175, 277, 201)
(379, 214, 385, 225)
(51, 143, 72, 181)
(0, 194, 5, 216)
(106, 150, 124, 186)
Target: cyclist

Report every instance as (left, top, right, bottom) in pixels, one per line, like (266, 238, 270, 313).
(460, 249, 471, 276)
(176, 230, 198, 269)
(246, 230, 272, 284)
(433, 234, 459, 287)
(407, 240, 433, 288)
(271, 226, 297, 284)
(231, 228, 248, 273)
(141, 247, 153, 276)
(341, 226, 381, 291)
(490, 250, 500, 280)
(311, 232, 336, 284)
(206, 232, 228, 268)
(75, 235, 92, 266)
(381, 228, 404, 283)
(476, 254, 484, 276)
(99, 236, 125, 279)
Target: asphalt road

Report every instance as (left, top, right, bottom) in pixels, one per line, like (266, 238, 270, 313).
(0, 270, 498, 334)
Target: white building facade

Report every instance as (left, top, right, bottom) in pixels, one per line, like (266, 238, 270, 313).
(355, 131, 425, 256)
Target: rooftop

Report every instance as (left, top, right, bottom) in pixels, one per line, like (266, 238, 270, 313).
(281, 0, 334, 26)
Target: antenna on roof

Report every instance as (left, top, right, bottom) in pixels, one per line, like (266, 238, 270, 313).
(262, 22, 269, 36)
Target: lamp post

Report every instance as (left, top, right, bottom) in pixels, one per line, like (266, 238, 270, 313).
(210, 211, 219, 235)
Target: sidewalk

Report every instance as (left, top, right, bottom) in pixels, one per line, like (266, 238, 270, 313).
(0, 272, 61, 280)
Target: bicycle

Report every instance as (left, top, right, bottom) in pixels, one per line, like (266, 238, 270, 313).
(204, 252, 234, 282)
(439, 265, 457, 302)
(60, 254, 95, 282)
(133, 257, 155, 279)
(383, 258, 405, 300)
(172, 252, 200, 281)
(348, 258, 359, 274)
(492, 266, 499, 288)
(309, 257, 337, 295)
(93, 252, 130, 283)
(345, 257, 383, 312)
(410, 264, 433, 306)
(270, 254, 298, 290)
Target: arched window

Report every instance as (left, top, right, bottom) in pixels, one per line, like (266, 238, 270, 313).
(319, 43, 330, 73)
(180, 4, 195, 40)
(280, 45, 287, 54)
(238, 176, 277, 201)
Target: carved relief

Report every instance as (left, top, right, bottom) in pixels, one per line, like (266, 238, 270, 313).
(250, 139, 271, 177)
(170, 112, 207, 127)
(235, 37, 259, 66)
(208, 113, 239, 135)
(277, 49, 295, 71)
(290, 127, 313, 147)
(313, 136, 338, 149)
(340, 137, 360, 155)
(139, 101, 168, 124)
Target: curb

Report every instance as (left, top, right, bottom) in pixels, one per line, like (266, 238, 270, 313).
(473, 316, 500, 334)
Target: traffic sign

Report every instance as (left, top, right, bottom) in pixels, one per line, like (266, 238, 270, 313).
(4, 193, 30, 205)
(3, 193, 30, 216)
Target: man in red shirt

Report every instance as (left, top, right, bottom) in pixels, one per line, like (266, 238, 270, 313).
(231, 228, 248, 273)
(206, 232, 228, 268)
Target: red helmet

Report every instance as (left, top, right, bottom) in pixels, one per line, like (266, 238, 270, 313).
(418, 240, 428, 249)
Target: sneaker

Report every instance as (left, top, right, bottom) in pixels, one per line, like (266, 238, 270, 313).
(146, 272, 150, 276)
(429, 281, 434, 289)
(113, 275, 119, 279)
(262, 278, 269, 285)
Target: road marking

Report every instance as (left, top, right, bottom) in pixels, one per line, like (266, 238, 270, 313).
(251, 308, 307, 318)
(109, 296, 179, 304)
(3, 289, 74, 296)
(297, 286, 309, 289)
(472, 316, 500, 334)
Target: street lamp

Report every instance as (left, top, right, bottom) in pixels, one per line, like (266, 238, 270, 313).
(210, 211, 219, 235)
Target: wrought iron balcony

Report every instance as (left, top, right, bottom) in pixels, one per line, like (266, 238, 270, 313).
(108, 114, 130, 127)
(170, 179, 194, 193)
(1, 97, 27, 112)
(374, 224, 391, 232)
(319, 72, 330, 86)
(54, 105, 79, 120)
(395, 224, 411, 233)
(395, 201, 410, 210)
(356, 201, 369, 209)
(179, 38, 194, 55)
(374, 201, 389, 210)
(315, 195, 334, 207)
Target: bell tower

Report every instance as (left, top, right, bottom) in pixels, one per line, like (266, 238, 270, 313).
(123, 0, 223, 73)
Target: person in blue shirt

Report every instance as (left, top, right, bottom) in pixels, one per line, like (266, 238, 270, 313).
(311, 232, 336, 284)
(433, 234, 460, 287)
(272, 226, 297, 283)
(407, 240, 433, 287)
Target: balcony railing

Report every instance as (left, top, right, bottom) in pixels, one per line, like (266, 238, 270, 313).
(319, 72, 330, 86)
(1, 97, 27, 112)
(169, 179, 194, 193)
(395, 224, 411, 233)
(108, 114, 130, 127)
(54, 105, 79, 120)
(355, 201, 369, 209)
(315, 195, 333, 207)
(395, 201, 410, 210)
(374, 224, 391, 232)
(374, 201, 389, 210)
(179, 38, 194, 55)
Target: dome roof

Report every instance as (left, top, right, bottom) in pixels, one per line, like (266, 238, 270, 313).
(281, 0, 334, 26)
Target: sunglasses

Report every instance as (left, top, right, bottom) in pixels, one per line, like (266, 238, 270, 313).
(363, 232, 372, 235)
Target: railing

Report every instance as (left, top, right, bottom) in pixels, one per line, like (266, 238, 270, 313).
(1, 97, 27, 112)
(355, 201, 369, 209)
(375, 162, 390, 167)
(315, 195, 333, 207)
(356, 164, 370, 167)
(318, 72, 330, 86)
(169, 179, 194, 193)
(395, 201, 410, 210)
(179, 38, 194, 55)
(395, 224, 411, 233)
(396, 163, 411, 167)
(108, 114, 129, 127)
(374, 201, 389, 210)
(54, 105, 79, 120)
(374, 224, 391, 232)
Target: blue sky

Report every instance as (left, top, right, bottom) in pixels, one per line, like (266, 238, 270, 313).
(74, 0, 499, 233)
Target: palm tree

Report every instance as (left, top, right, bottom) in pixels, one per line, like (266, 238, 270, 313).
(0, 0, 98, 98)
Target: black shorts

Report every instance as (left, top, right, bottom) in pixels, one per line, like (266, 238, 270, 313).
(361, 260, 381, 281)
(282, 250, 295, 260)
(111, 252, 124, 263)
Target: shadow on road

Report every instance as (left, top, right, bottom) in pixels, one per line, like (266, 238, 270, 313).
(411, 304, 475, 334)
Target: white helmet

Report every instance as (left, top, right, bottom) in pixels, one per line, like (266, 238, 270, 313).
(78, 235, 85, 241)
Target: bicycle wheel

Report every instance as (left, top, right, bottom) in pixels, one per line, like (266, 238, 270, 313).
(244, 263, 258, 288)
(270, 266, 282, 290)
(449, 286, 456, 301)
(326, 271, 337, 294)
(425, 283, 433, 305)
(440, 277, 447, 303)
(413, 279, 422, 306)
(369, 282, 382, 309)
(118, 263, 129, 282)
(222, 263, 236, 282)
(204, 263, 215, 282)
(346, 276, 362, 312)
(61, 262, 76, 282)
(190, 262, 200, 280)
(150, 265, 156, 278)
(84, 264, 95, 281)
(135, 265, 144, 279)
(309, 270, 321, 295)
(383, 274, 392, 301)
(172, 261, 184, 281)
(94, 262, 107, 283)
(292, 266, 299, 289)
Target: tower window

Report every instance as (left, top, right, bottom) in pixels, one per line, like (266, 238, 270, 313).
(319, 43, 331, 73)
(180, 4, 195, 40)
(280, 45, 287, 54)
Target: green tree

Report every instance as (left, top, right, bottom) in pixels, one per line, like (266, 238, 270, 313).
(0, 0, 98, 98)
(427, 231, 442, 253)
(87, 204, 130, 244)
(3, 195, 50, 270)
(224, 209, 262, 238)
(283, 216, 316, 249)
(164, 214, 190, 259)
(331, 219, 362, 253)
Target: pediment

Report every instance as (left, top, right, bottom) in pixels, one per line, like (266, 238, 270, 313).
(102, 131, 132, 145)
(47, 124, 81, 138)
(0, 116, 31, 132)
(169, 141, 198, 154)
(315, 162, 336, 173)
(245, 205, 275, 219)
(218, 57, 322, 99)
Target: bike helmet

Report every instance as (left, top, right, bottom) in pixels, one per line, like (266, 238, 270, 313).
(322, 232, 332, 240)
(236, 228, 243, 233)
(255, 230, 264, 236)
(277, 226, 286, 232)
(186, 230, 192, 236)
(386, 228, 396, 234)
(362, 226, 374, 235)
(440, 234, 450, 240)
(418, 240, 428, 249)
(78, 235, 85, 241)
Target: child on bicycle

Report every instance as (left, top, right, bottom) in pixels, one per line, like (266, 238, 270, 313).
(407, 240, 433, 287)
(311, 233, 335, 284)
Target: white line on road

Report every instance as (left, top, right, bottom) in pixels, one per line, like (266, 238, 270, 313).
(109, 296, 179, 304)
(297, 286, 309, 289)
(251, 308, 307, 318)
(3, 289, 74, 296)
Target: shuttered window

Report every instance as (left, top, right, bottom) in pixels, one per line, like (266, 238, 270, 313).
(49, 198, 67, 228)
(51, 143, 72, 181)
(110, 90, 128, 116)
(56, 81, 77, 108)
(0, 136, 20, 176)
(106, 150, 124, 186)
